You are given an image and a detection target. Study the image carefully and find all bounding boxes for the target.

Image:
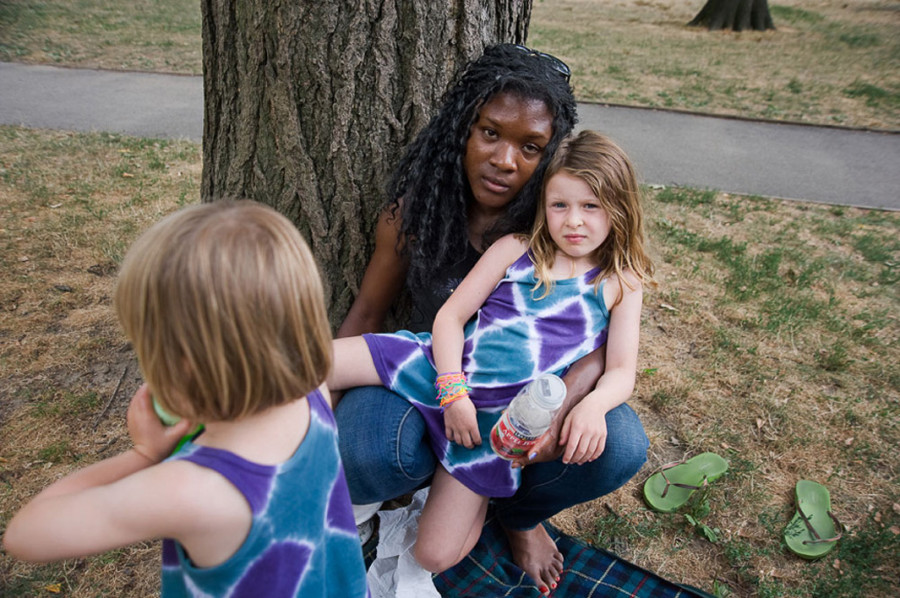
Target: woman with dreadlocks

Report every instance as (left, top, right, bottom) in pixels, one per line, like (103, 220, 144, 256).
(334, 44, 649, 595)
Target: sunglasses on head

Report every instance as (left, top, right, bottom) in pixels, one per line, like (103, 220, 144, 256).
(510, 44, 571, 83)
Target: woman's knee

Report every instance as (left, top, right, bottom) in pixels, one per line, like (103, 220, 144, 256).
(602, 402, 649, 474)
(334, 386, 434, 502)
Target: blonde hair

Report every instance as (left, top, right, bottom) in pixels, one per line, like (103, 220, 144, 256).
(529, 130, 654, 303)
(115, 200, 332, 422)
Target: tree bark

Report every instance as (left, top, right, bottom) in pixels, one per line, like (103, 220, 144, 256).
(689, 0, 774, 32)
(200, 1, 532, 328)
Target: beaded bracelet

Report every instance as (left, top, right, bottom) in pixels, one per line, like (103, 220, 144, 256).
(435, 371, 470, 411)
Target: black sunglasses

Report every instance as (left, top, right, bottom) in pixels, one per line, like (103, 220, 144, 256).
(510, 44, 571, 83)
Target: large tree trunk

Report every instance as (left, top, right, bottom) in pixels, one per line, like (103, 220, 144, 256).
(689, 0, 774, 32)
(200, 1, 532, 328)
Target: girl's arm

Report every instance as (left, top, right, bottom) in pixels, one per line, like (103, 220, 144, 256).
(432, 235, 527, 448)
(336, 208, 409, 338)
(3, 385, 195, 562)
(511, 346, 605, 467)
(558, 275, 643, 465)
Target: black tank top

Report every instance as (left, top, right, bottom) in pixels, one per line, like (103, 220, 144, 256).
(407, 242, 482, 332)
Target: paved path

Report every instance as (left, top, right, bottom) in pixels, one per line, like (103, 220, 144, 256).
(1, 62, 897, 210)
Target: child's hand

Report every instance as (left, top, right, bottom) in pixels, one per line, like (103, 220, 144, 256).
(127, 384, 194, 463)
(443, 396, 481, 449)
(558, 399, 608, 465)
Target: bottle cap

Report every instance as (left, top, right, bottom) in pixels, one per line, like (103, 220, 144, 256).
(530, 373, 566, 410)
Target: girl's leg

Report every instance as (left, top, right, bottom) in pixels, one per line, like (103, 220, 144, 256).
(495, 403, 648, 594)
(328, 337, 382, 390)
(414, 465, 488, 573)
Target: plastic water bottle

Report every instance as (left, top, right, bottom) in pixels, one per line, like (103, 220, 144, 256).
(490, 373, 566, 461)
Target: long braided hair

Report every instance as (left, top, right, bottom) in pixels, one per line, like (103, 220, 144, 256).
(386, 44, 578, 289)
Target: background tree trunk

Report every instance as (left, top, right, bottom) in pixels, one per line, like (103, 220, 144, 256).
(689, 0, 774, 32)
(200, 1, 532, 328)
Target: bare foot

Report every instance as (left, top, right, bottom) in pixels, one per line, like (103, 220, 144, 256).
(504, 524, 564, 595)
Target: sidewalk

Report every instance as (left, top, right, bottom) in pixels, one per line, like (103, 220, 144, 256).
(1, 61, 897, 210)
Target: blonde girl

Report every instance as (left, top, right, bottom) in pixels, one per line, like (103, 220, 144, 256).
(4, 201, 369, 598)
(329, 130, 653, 590)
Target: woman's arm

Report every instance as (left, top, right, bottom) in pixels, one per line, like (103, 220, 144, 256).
(3, 386, 196, 562)
(557, 275, 644, 465)
(336, 208, 409, 339)
(432, 234, 527, 448)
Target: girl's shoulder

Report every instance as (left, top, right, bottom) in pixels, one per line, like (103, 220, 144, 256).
(487, 233, 529, 258)
(603, 268, 644, 310)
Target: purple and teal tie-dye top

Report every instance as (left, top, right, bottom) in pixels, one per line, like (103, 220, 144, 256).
(364, 250, 610, 497)
(160, 388, 369, 598)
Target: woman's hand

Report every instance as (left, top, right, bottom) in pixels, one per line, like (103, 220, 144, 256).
(127, 384, 194, 463)
(509, 419, 564, 469)
(443, 396, 482, 449)
(557, 394, 609, 465)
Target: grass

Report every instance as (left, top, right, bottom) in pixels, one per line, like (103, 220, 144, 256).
(1, 1, 899, 596)
(0, 0, 202, 74)
(1, 130, 898, 596)
(530, 0, 900, 129)
(1, 1, 899, 129)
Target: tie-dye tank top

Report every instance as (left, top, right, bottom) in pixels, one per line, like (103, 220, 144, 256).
(160, 389, 369, 597)
(364, 251, 610, 497)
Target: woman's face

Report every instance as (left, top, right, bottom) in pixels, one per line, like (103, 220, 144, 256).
(464, 92, 553, 214)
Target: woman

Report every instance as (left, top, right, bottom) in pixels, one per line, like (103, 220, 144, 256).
(334, 44, 649, 595)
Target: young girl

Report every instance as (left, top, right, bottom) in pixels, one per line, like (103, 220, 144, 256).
(330, 130, 654, 577)
(3, 201, 369, 598)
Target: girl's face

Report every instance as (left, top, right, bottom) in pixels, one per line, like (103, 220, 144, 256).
(463, 92, 553, 215)
(544, 172, 611, 266)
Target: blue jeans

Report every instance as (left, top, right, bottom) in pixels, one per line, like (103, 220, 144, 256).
(334, 385, 649, 531)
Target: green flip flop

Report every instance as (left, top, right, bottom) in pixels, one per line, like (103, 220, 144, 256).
(642, 452, 729, 512)
(784, 480, 842, 560)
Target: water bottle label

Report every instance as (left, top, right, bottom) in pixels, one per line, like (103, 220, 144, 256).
(490, 414, 537, 460)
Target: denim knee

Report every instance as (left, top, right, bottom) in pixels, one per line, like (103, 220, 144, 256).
(494, 402, 648, 530)
(334, 386, 436, 504)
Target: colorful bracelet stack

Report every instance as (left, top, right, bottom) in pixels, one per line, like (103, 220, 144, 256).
(435, 371, 470, 411)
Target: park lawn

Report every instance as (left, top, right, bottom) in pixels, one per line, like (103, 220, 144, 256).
(0, 0, 898, 129)
(1, 127, 897, 596)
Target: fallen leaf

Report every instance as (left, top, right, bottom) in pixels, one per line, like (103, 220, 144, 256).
(845, 437, 854, 446)
(892, 503, 900, 515)
(44, 584, 61, 593)
(18, 256, 29, 262)
(874, 511, 882, 523)
(889, 526, 899, 535)
(660, 303, 677, 312)
(122, 172, 135, 178)
(756, 417, 764, 430)
(49, 203, 63, 208)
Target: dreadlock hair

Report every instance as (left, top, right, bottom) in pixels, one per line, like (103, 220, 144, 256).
(386, 43, 578, 289)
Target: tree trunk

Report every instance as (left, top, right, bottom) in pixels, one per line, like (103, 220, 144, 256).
(689, 0, 774, 32)
(200, 0, 532, 328)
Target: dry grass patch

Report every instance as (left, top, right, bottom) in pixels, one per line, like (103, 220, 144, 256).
(1, 128, 897, 596)
(549, 189, 899, 596)
(0, 0, 202, 74)
(1, 0, 898, 129)
(531, 0, 900, 129)
(0, 126, 199, 595)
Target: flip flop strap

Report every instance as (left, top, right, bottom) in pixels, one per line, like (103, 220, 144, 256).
(658, 461, 708, 498)
(798, 506, 843, 545)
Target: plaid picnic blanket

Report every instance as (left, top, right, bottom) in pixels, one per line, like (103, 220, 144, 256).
(364, 515, 715, 598)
